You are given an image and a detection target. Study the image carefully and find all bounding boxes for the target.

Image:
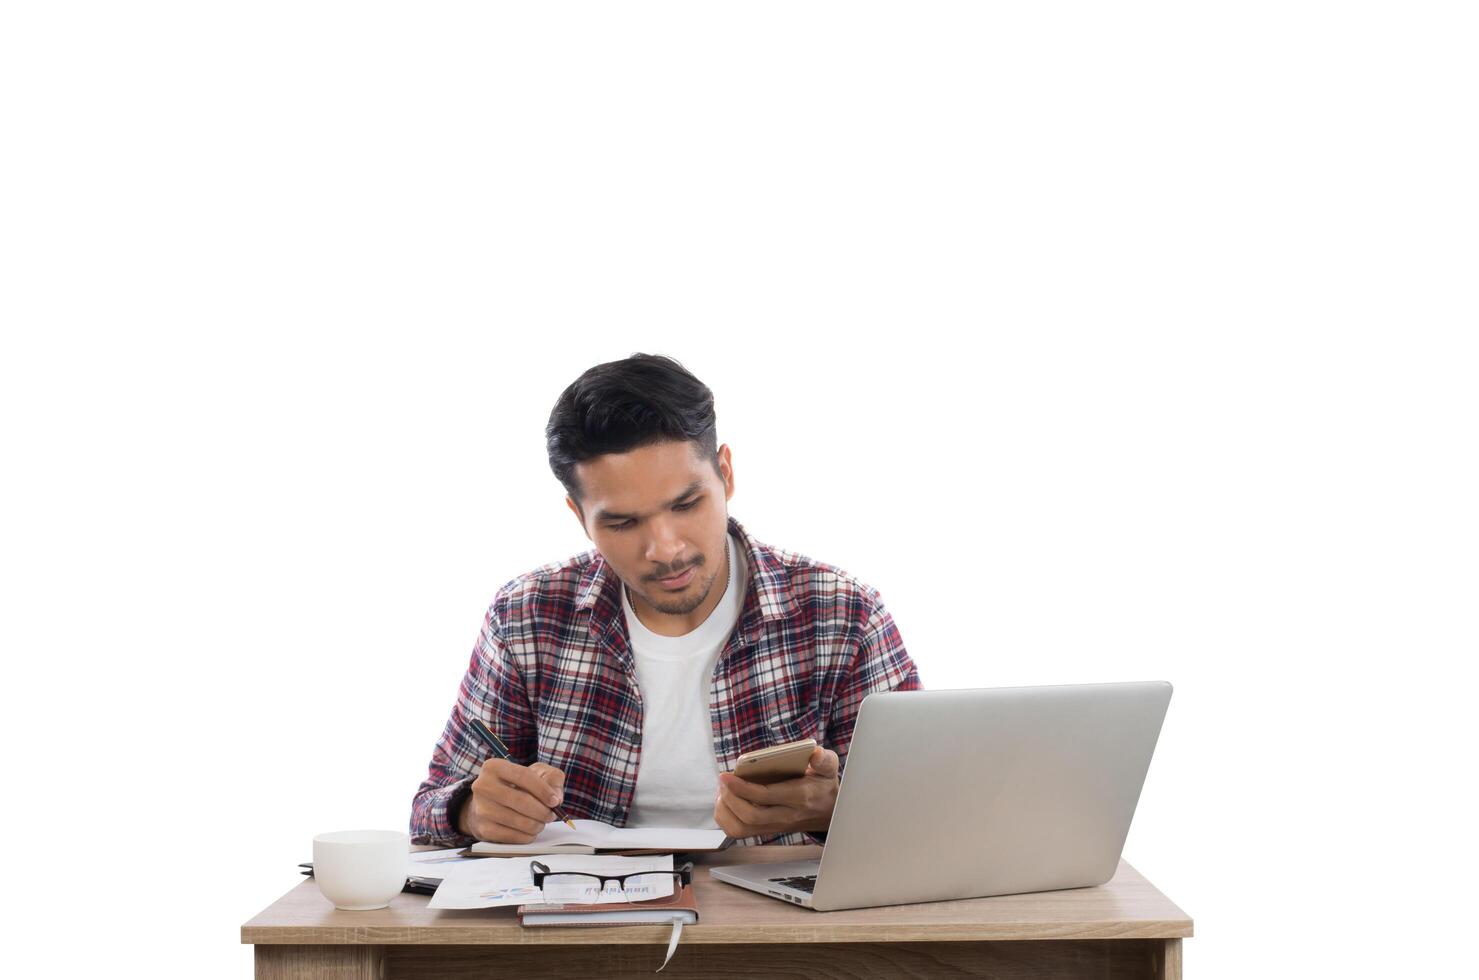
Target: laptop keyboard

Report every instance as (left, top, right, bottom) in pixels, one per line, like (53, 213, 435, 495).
(769, 874, 818, 894)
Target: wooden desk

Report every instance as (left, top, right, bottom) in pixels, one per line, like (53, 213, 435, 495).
(243, 845, 1193, 979)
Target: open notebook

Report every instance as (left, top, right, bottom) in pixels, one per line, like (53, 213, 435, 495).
(469, 819, 726, 856)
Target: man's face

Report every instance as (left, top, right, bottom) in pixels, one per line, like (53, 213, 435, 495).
(566, 440, 735, 618)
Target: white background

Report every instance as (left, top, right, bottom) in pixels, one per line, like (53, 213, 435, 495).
(2, 3, 1475, 977)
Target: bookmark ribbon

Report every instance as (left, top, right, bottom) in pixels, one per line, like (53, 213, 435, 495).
(656, 917, 684, 972)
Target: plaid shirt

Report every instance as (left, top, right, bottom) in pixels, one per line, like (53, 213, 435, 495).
(410, 515, 921, 847)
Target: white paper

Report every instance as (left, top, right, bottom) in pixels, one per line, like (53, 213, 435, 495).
(426, 857, 542, 909)
(408, 847, 481, 880)
(470, 819, 725, 855)
(428, 853, 676, 910)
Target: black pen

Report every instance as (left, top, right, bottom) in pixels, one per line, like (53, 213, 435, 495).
(467, 717, 577, 830)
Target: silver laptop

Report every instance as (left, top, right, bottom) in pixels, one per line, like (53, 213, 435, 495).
(710, 681, 1172, 911)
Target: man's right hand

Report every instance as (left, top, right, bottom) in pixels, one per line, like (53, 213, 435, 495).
(457, 758, 567, 843)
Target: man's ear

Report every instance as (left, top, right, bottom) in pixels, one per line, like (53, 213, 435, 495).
(717, 444, 736, 502)
(565, 495, 591, 540)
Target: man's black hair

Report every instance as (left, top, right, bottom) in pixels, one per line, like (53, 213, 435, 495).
(546, 353, 720, 506)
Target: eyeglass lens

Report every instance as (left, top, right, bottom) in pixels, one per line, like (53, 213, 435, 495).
(539, 872, 678, 902)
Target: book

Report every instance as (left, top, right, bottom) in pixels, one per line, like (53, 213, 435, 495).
(468, 842, 598, 857)
(518, 882, 699, 926)
(469, 819, 726, 857)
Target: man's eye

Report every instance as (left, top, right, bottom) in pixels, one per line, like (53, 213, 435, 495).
(605, 500, 696, 532)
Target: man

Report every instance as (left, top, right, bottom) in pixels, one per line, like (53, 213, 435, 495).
(410, 354, 920, 847)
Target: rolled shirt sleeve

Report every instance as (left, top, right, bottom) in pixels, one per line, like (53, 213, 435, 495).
(409, 593, 537, 846)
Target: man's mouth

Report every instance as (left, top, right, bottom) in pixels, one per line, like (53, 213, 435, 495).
(656, 565, 697, 589)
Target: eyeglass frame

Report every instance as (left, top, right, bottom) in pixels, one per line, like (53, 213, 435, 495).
(529, 860, 694, 899)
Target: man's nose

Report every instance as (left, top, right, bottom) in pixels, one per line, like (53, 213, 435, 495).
(644, 518, 686, 569)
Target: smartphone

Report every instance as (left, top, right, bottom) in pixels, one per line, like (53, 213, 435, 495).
(733, 738, 818, 785)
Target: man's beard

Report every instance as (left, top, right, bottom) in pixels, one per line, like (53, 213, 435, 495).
(634, 562, 713, 615)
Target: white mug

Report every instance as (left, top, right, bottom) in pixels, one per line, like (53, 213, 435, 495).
(312, 829, 409, 910)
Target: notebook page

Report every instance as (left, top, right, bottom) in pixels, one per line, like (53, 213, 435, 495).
(470, 819, 725, 854)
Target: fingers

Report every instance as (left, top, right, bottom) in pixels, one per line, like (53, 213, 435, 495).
(719, 771, 782, 805)
(491, 758, 563, 810)
(720, 770, 814, 808)
(462, 794, 544, 843)
(714, 748, 842, 838)
(722, 789, 782, 829)
(805, 748, 840, 778)
(494, 758, 564, 809)
(717, 779, 796, 833)
(470, 792, 547, 838)
(474, 813, 544, 843)
(713, 794, 747, 838)
(472, 758, 559, 833)
(529, 762, 567, 795)
(715, 793, 786, 838)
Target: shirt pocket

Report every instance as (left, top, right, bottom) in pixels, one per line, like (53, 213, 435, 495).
(758, 704, 820, 748)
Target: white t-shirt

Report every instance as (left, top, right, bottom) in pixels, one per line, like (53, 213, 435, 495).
(621, 533, 747, 829)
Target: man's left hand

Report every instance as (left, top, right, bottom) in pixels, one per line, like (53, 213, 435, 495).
(714, 746, 840, 839)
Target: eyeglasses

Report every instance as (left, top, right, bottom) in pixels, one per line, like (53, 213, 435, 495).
(529, 861, 694, 905)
